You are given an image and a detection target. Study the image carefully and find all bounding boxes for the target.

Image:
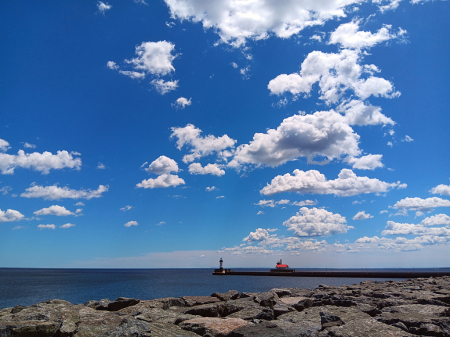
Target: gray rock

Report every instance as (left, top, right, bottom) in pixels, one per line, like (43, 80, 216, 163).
(254, 292, 279, 307)
(181, 296, 221, 307)
(227, 320, 294, 337)
(134, 307, 199, 324)
(211, 290, 240, 301)
(182, 303, 224, 317)
(227, 307, 274, 321)
(179, 317, 250, 336)
(85, 298, 111, 310)
(107, 297, 140, 311)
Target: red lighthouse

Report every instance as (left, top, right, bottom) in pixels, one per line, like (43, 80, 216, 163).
(270, 259, 295, 273)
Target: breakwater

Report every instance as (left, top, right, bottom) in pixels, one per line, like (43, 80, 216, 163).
(1, 276, 450, 336)
(212, 269, 450, 278)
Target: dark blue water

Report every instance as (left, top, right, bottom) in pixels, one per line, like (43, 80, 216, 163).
(1, 268, 446, 309)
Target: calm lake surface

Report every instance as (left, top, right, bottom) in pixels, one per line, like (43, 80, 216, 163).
(1, 268, 444, 309)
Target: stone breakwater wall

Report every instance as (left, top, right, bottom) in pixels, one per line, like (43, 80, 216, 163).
(1, 276, 450, 336)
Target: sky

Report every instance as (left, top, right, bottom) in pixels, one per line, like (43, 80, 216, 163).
(1, 0, 450, 269)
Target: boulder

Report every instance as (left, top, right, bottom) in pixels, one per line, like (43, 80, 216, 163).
(107, 297, 140, 311)
(181, 296, 221, 307)
(211, 290, 240, 302)
(179, 317, 250, 336)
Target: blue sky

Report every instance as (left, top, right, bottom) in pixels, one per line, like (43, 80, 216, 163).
(1, 0, 449, 268)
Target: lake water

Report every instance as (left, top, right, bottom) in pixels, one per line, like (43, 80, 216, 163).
(1, 267, 441, 309)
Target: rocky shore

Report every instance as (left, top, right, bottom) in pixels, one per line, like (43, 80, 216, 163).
(1, 276, 450, 336)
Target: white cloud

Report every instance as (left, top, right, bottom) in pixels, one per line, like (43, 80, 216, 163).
(164, 0, 364, 47)
(329, 20, 401, 49)
(206, 186, 217, 192)
(0, 186, 12, 195)
(172, 97, 191, 109)
(353, 211, 373, 220)
(125, 221, 138, 227)
(292, 200, 317, 206)
(310, 35, 323, 42)
(261, 168, 401, 197)
(338, 100, 394, 126)
(156, 221, 166, 226)
(277, 199, 290, 205)
(38, 224, 55, 230)
(34, 205, 75, 216)
(380, 210, 388, 214)
(402, 135, 414, 142)
(171, 124, 236, 163)
(381, 221, 450, 236)
(97, 1, 111, 14)
(188, 163, 225, 176)
(106, 61, 119, 70)
(136, 174, 185, 189)
(243, 228, 277, 242)
(231, 62, 238, 68)
(126, 41, 178, 76)
(151, 79, 179, 94)
(387, 141, 393, 147)
(0, 139, 10, 152)
(373, 0, 402, 12)
(283, 207, 351, 237)
(393, 197, 450, 212)
(120, 205, 133, 212)
(75, 202, 85, 206)
(415, 211, 424, 217)
(21, 184, 108, 200)
(0, 209, 25, 223)
(430, 184, 450, 196)
(23, 142, 36, 149)
(12, 226, 26, 230)
(268, 49, 399, 104)
(421, 214, 450, 226)
(118, 70, 145, 79)
(0, 150, 81, 175)
(347, 154, 384, 170)
(216, 196, 225, 199)
(60, 223, 75, 229)
(255, 199, 275, 208)
(257, 211, 264, 215)
(356, 236, 380, 243)
(229, 110, 360, 168)
(97, 162, 105, 169)
(134, 0, 148, 5)
(145, 156, 179, 175)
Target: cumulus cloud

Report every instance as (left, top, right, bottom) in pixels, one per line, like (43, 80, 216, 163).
(329, 20, 401, 49)
(0, 150, 81, 175)
(188, 163, 225, 176)
(347, 154, 384, 170)
(0, 139, 10, 152)
(23, 142, 36, 149)
(292, 200, 317, 206)
(243, 228, 278, 242)
(38, 224, 55, 230)
(34, 205, 75, 216)
(261, 168, 401, 197)
(353, 211, 373, 220)
(106, 61, 119, 70)
(257, 211, 264, 215)
(216, 196, 225, 199)
(164, 0, 364, 47)
(124, 221, 138, 227)
(402, 135, 414, 142)
(151, 79, 179, 94)
(171, 124, 236, 163)
(120, 205, 133, 212)
(172, 97, 191, 109)
(136, 174, 185, 189)
(430, 184, 450, 196)
(381, 221, 450, 236)
(144, 156, 179, 175)
(0, 209, 25, 223)
(97, 162, 105, 169)
(373, 0, 402, 12)
(126, 41, 178, 76)
(229, 110, 360, 168)
(60, 223, 75, 229)
(338, 100, 394, 126)
(283, 207, 351, 237)
(420, 214, 450, 227)
(75, 202, 85, 206)
(393, 197, 450, 212)
(268, 49, 399, 104)
(118, 70, 145, 79)
(254, 199, 276, 208)
(21, 185, 108, 200)
(97, 1, 111, 14)
(0, 186, 12, 195)
(206, 186, 217, 192)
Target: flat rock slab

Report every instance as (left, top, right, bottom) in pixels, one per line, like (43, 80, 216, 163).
(135, 307, 199, 324)
(227, 320, 295, 337)
(318, 317, 415, 337)
(279, 296, 309, 306)
(180, 317, 250, 336)
(181, 296, 221, 307)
